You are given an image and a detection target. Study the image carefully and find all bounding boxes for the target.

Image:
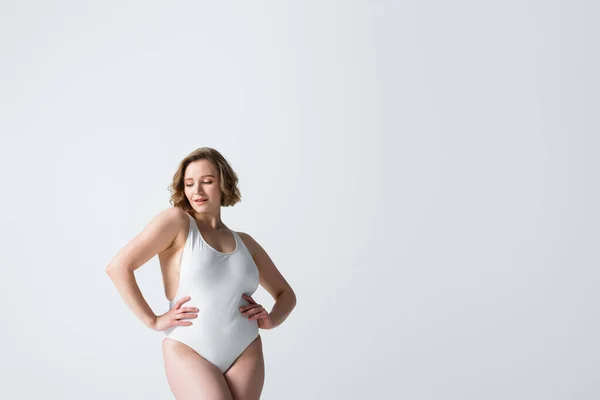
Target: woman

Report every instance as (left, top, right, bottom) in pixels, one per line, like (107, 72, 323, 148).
(106, 147, 297, 400)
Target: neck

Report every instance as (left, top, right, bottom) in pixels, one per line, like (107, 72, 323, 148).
(191, 211, 226, 230)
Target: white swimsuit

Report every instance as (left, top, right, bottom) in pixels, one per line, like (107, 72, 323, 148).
(162, 212, 260, 373)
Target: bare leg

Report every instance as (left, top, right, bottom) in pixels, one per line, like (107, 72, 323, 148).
(162, 338, 233, 400)
(224, 335, 265, 400)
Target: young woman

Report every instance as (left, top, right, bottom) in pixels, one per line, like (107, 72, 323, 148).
(106, 147, 297, 400)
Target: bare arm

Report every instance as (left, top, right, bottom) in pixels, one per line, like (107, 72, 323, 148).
(239, 232, 297, 329)
(106, 207, 184, 329)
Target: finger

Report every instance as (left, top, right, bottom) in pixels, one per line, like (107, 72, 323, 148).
(242, 305, 262, 314)
(173, 320, 193, 326)
(180, 306, 199, 313)
(244, 307, 264, 317)
(175, 296, 192, 309)
(240, 304, 259, 313)
(243, 294, 257, 304)
(249, 310, 268, 320)
(175, 312, 198, 320)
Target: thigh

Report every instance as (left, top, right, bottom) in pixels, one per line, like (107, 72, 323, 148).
(224, 335, 265, 400)
(162, 338, 233, 400)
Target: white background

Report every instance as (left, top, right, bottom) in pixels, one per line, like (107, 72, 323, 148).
(1, 1, 598, 399)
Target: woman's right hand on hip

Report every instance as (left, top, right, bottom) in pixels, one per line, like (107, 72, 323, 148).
(151, 296, 198, 331)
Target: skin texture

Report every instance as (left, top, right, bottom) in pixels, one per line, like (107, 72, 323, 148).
(106, 158, 297, 399)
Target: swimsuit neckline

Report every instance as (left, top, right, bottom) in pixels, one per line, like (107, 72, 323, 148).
(190, 215, 239, 256)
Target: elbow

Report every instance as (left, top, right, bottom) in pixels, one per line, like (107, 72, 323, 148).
(106, 255, 133, 276)
(105, 263, 122, 277)
(283, 289, 297, 307)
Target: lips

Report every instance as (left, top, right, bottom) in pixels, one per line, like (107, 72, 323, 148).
(194, 199, 207, 202)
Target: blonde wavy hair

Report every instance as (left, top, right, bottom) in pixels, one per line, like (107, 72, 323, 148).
(168, 147, 242, 212)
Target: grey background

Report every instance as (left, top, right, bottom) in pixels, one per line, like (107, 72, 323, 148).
(1, 1, 598, 399)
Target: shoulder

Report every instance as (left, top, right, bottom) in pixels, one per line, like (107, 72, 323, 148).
(147, 207, 191, 238)
(107, 207, 189, 270)
(236, 231, 260, 257)
(148, 207, 191, 251)
(153, 206, 189, 225)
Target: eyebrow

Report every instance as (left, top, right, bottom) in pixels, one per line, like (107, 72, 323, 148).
(184, 175, 215, 180)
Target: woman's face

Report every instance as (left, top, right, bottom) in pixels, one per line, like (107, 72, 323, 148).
(183, 159, 222, 211)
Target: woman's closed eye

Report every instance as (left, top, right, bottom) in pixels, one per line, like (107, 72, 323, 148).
(186, 181, 212, 187)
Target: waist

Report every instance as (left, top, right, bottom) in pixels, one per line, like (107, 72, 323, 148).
(163, 309, 258, 337)
(169, 290, 253, 312)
